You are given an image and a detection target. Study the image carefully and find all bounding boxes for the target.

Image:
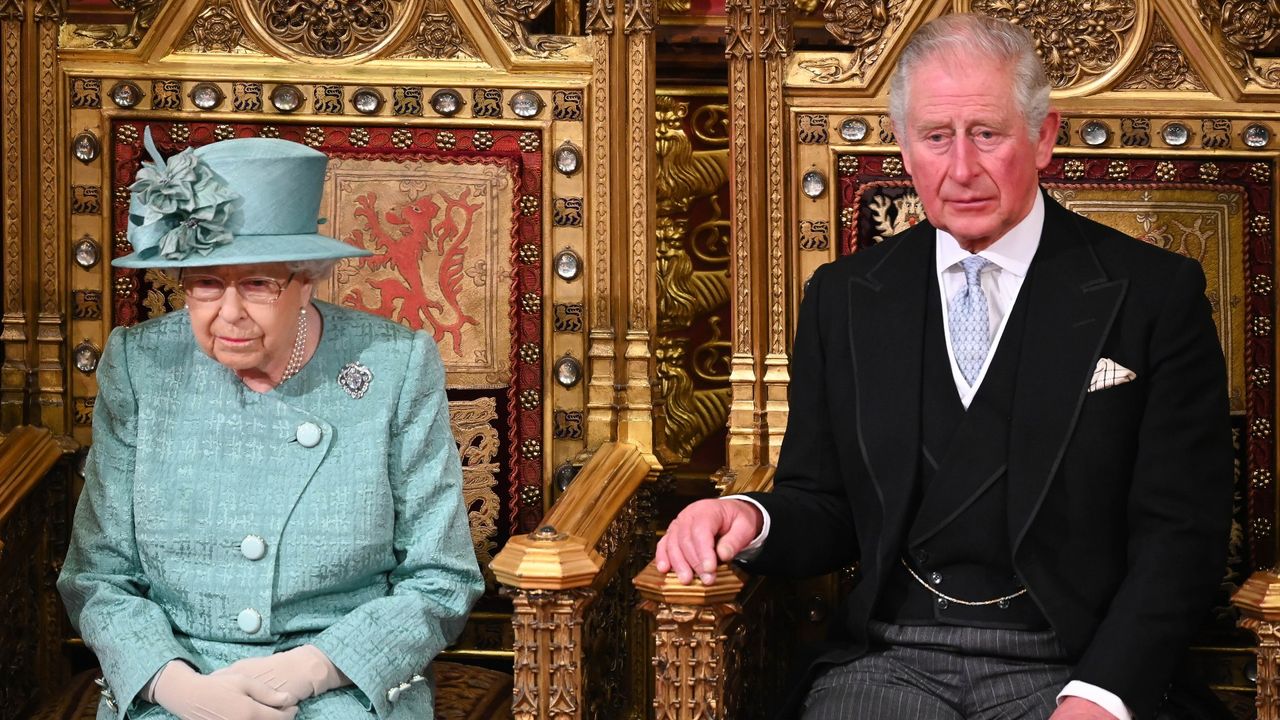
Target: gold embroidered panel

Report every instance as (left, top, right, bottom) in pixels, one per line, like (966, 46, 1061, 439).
(317, 157, 516, 388)
(449, 395, 502, 587)
(1045, 185, 1246, 413)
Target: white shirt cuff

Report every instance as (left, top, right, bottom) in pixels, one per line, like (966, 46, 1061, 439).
(721, 495, 771, 561)
(1057, 680, 1131, 720)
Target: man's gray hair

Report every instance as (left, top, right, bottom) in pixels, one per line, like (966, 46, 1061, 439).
(888, 13, 1051, 143)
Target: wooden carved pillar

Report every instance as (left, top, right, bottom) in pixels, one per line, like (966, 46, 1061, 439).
(585, 0, 619, 447)
(0, 0, 27, 430)
(510, 585, 598, 720)
(0, 0, 63, 433)
(635, 564, 744, 720)
(757, 0, 793, 467)
(498, 529, 602, 720)
(1235, 570, 1280, 719)
(617, 0, 657, 452)
(31, 0, 63, 434)
(724, 0, 794, 471)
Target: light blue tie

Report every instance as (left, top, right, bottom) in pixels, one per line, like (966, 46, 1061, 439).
(950, 256, 992, 386)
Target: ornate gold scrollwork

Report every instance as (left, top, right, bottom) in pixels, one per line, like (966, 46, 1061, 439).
(71, 0, 161, 49)
(231, 0, 420, 61)
(178, 0, 261, 54)
(798, 0, 905, 84)
(585, 0, 615, 33)
(449, 397, 502, 585)
(656, 337, 731, 459)
(655, 97, 730, 215)
(1201, 0, 1280, 88)
(142, 269, 184, 320)
(655, 95, 732, 463)
(1115, 19, 1207, 91)
(970, 0, 1138, 88)
(482, 0, 575, 57)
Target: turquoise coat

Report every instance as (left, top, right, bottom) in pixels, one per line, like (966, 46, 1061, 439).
(57, 301, 485, 720)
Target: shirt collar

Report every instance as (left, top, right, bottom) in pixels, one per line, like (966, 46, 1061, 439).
(935, 190, 1044, 278)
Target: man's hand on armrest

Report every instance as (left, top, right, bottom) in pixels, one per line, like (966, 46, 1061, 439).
(654, 498, 763, 586)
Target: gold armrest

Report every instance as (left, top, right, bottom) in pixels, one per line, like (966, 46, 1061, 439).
(1234, 571, 1280, 719)
(491, 441, 657, 590)
(492, 441, 659, 720)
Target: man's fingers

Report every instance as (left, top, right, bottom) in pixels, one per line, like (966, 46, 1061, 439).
(654, 534, 671, 573)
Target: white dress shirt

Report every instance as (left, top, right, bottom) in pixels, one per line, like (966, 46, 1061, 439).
(726, 193, 1131, 720)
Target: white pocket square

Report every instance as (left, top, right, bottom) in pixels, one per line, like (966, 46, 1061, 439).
(1088, 358, 1137, 392)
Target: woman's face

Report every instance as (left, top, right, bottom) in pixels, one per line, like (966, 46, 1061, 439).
(182, 262, 313, 381)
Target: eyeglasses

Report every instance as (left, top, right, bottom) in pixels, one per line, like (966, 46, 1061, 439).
(180, 273, 295, 304)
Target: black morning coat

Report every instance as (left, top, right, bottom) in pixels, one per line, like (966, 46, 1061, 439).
(744, 192, 1234, 720)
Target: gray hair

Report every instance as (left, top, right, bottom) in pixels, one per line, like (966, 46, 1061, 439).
(285, 258, 340, 281)
(888, 13, 1051, 143)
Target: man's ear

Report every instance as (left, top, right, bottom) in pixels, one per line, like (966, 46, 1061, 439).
(895, 123, 913, 175)
(1035, 109, 1060, 170)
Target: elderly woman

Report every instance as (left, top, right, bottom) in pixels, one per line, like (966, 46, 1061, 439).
(57, 130, 484, 720)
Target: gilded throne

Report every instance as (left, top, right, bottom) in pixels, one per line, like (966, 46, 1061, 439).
(634, 2, 1280, 719)
(0, 0, 665, 718)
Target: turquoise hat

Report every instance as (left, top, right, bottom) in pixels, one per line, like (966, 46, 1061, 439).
(115, 128, 371, 268)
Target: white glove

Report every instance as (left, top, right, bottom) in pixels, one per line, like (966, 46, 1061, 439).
(213, 645, 349, 702)
(151, 660, 299, 720)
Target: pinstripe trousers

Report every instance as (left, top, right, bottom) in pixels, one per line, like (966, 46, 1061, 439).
(801, 621, 1073, 720)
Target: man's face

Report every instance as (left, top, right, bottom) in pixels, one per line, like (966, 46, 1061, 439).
(898, 53, 1059, 252)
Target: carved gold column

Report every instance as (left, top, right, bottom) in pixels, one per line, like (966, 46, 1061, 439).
(32, 0, 62, 433)
(758, 0, 793, 467)
(725, 0, 792, 471)
(724, 0, 761, 472)
(1235, 571, 1280, 719)
(635, 564, 745, 720)
(0, 0, 27, 430)
(617, 0, 657, 452)
(585, 0, 619, 447)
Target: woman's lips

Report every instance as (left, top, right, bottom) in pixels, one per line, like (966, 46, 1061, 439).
(216, 336, 256, 346)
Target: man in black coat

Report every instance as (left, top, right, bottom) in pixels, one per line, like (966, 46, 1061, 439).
(656, 13, 1232, 720)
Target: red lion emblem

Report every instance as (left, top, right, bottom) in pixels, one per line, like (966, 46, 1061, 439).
(342, 189, 483, 355)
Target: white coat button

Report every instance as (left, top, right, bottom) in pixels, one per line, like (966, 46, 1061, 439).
(387, 686, 402, 703)
(237, 608, 262, 634)
(240, 535, 267, 561)
(296, 422, 322, 448)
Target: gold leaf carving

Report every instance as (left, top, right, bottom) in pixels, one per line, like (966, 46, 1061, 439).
(482, 0, 575, 57)
(656, 338, 730, 459)
(177, 0, 263, 54)
(1115, 18, 1207, 91)
(391, 7, 478, 58)
(449, 397, 501, 583)
(232, 0, 417, 60)
(972, 0, 1137, 88)
(724, 0, 751, 58)
(70, 0, 161, 48)
(798, 0, 907, 83)
(625, 0, 655, 33)
(586, 0, 616, 33)
(655, 97, 730, 215)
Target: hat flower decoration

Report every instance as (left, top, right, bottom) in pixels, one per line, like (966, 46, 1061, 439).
(129, 127, 240, 261)
(116, 126, 369, 269)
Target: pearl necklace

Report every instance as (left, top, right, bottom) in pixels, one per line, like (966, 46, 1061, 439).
(280, 306, 308, 384)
